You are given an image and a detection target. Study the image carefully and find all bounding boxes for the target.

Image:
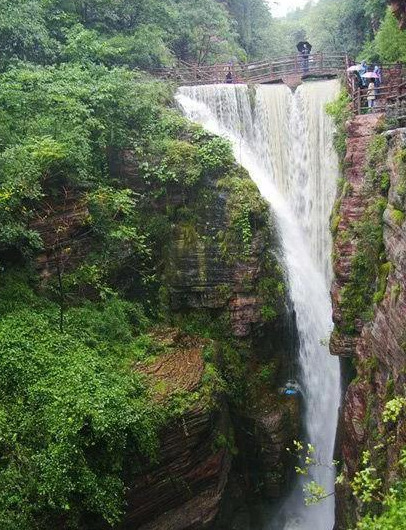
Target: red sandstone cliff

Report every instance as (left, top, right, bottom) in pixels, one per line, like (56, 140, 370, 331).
(30, 148, 299, 530)
(332, 116, 406, 527)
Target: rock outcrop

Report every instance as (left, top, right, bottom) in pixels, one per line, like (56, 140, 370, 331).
(116, 152, 298, 528)
(332, 118, 406, 527)
(124, 331, 232, 530)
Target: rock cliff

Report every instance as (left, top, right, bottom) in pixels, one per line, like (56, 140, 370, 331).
(332, 115, 406, 527)
(123, 330, 233, 530)
(30, 142, 299, 529)
(118, 151, 299, 529)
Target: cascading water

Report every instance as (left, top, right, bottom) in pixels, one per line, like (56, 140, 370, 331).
(176, 80, 341, 530)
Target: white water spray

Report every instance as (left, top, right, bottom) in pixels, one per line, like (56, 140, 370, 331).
(176, 81, 341, 530)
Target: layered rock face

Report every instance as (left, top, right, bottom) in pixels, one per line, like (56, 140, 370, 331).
(332, 118, 406, 527)
(118, 154, 298, 528)
(30, 145, 298, 529)
(331, 113, 384, 355)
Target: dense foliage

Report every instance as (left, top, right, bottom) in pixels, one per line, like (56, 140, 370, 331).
(271, 0, 406, 64)
(3, 0, 406, 528)
(0, 272, 163, 529)
(0, 0, 289, 67)
(0, 0, 291, 527)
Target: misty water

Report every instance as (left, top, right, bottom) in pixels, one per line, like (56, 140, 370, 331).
(176, 80, 341, 530)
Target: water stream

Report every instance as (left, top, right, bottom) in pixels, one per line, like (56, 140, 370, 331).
(176, 80, 341, 530)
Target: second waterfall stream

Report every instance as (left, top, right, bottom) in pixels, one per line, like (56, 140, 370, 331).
(176, 80, 341, 530)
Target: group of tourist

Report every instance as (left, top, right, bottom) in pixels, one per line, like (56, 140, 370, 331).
(350, 61, 383, 111)
(223, 51, 383, 114)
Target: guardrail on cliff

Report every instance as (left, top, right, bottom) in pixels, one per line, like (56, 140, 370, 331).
(151, 54, 406, 117)
(348, 63, 406, 115)
(151, 53, 348, 86)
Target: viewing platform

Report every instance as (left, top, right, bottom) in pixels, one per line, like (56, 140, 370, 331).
(152, 52, 348, 88)
(349, 64, 406, 117)
(152, 52, 406, 119)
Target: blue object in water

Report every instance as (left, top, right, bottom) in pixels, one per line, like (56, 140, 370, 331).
(284, 389, 298, 396)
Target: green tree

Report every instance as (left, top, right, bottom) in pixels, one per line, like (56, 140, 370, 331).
(0, 0, 56, 68)
(169, 0, 243, 64)
(374, 8, 406, 62)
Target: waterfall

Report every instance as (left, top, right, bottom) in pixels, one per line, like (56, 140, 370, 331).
(176, 80, 341, 530)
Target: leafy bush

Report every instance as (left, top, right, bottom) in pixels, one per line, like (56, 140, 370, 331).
(326, 89, 352, 162)
(0, 278, 162, 529)
(390, 208, 405, 226)
(382, 397, 406, 424)
(158, 140, 202, 186)
(356, 482, 406, 529)
(218, 170, 269, 259)
(198, 137, 234, 175)
(63, 24, 172, 69)
(374, 9, 406, 63)
(351, 451, 382, 503)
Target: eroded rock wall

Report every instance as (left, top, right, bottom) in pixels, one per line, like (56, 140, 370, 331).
(118, 153, 298, 528)
(332, 117, 406, 528)
(124, 406, 232, 530)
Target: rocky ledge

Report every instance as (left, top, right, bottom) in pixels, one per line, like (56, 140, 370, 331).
(124, 329, 232, 530)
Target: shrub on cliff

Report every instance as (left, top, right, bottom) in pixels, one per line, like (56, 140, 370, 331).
(0, 62, 170, 260)
(356, 482, 406, 529)
(326, 89, 352, 163)
(0, 273, 162, 529)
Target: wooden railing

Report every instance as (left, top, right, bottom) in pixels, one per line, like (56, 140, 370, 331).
(348, 64, 406, 115)
(150, 53, 406, 118)
(151, 53, 348, 86)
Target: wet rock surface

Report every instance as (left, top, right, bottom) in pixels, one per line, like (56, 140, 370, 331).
(29, 147, 298, 530)
(124, 405, 232, 530)
(333, 122, 406, 528)
(331, 114, 384, 352)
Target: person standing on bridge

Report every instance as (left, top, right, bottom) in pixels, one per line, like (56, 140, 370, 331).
(301, 44, 310, 73)
(296, 41, 312, 73)
(374, 65, 382, 87)
(367, 80, 376, 111)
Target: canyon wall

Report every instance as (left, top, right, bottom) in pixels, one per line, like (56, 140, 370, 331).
(119, 151, 299, 530)
(30, 146, 298, 530)
(332, 114, 406, 527)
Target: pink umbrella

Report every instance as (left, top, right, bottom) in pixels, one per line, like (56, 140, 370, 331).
(361, 71, 379, 78)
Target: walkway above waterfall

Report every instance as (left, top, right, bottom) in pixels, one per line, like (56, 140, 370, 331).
(152, 52, 406, 119)
(152, 53, 347, 88)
